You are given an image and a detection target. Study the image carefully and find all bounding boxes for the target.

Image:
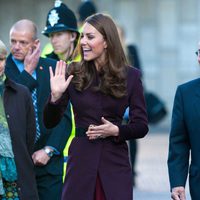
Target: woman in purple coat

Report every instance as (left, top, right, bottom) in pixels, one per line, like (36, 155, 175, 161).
(43, 13, 148, 200)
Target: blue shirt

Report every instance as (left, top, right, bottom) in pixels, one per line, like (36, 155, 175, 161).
(12, 56, 36, 79)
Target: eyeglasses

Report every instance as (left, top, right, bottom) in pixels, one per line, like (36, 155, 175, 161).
(195, 49, 200, 56)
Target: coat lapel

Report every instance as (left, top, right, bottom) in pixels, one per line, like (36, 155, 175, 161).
(194, 81, 200, 118)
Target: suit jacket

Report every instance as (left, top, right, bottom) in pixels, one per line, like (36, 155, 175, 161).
(5, 54, 72, 176)
(4, 78, 39, 200)
(168, 78, 200, 199)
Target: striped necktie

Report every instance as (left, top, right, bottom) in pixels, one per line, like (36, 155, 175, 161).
(11, 57, 40, 142)
(32, 88, 40, 142)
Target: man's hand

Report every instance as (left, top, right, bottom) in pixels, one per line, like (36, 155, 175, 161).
(24, 41, 40, 75)
(32, 148, 50, 166)
(171, 186, 186, 200)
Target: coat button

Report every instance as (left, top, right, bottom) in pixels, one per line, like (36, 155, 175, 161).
(6, 114, 9, 118)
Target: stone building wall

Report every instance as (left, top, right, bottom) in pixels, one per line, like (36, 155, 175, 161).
(1, 0, 200, 129)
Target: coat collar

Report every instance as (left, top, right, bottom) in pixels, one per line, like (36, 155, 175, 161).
(7, 53, 40, 72)
(195, 79, 200, 98)
(192, 78, 200, 118)
(4, 77, 18, 92)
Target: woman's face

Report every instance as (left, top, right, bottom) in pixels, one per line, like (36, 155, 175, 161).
(0, 53, 6, 76)
(80, 22, 107, 67)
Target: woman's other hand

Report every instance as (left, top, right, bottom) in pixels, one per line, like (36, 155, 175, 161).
(86, 117, 119, 140)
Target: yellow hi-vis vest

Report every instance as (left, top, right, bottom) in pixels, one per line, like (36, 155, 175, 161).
(41, 42, 81, 182)
(62, 104, 75, 182)
(41, 43, 53, 58)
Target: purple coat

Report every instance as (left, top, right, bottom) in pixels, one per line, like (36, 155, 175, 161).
(44, 67, 148, 200)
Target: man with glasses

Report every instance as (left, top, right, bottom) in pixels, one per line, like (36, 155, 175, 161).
(5, 19, 72, 200)
(195, 49, 200, 61)
(167, 46, 200, 199)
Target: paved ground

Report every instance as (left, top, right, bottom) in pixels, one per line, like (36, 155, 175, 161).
(132, 129, 191, 200)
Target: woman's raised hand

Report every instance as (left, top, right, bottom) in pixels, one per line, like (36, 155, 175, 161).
(49, 60, 73, 102)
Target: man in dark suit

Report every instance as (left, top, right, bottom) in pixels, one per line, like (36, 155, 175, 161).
(5, 19, 72, 200)
(167, 48, 200, 200)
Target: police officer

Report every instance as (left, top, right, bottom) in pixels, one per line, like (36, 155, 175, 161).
(42, 0, 80, 62)
(42, 0, 79, 185)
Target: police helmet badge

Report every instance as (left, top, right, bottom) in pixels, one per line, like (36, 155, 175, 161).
(54, 0, 62, 7)
(48, 9, 60, 27)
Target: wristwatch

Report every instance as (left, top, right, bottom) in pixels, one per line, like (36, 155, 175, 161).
(43, 147, 54, 157)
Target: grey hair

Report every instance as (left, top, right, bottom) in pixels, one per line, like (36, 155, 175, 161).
(0, 40, 7, 55)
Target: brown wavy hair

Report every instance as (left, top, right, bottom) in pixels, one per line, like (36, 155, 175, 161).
(68, 13, 128, 98)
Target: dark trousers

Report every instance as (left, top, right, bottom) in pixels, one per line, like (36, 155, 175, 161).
(36, 174, 63, 200)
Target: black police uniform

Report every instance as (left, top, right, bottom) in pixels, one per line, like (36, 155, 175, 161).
(35, 1, 79, 200)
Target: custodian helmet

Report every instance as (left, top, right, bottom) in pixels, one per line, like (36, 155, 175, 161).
(42, 0, 78, 37)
